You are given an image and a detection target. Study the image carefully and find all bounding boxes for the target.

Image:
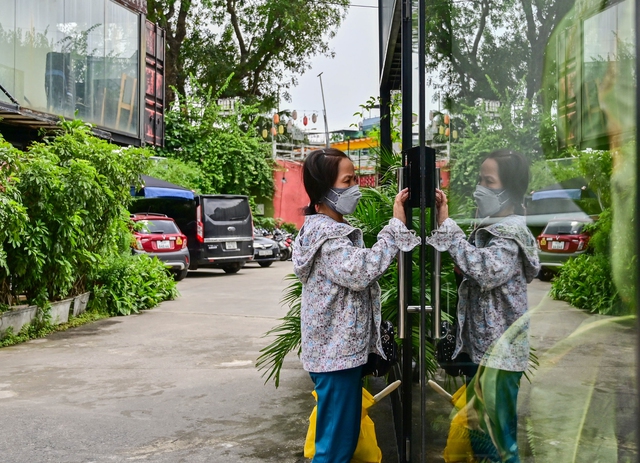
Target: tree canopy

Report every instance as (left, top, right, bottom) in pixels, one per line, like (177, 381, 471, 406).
(147, 0, 349, 109)
(423, 0, 575, 109)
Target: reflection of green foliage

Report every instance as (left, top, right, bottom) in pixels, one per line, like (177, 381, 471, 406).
(610, 140, 636, 311)
(551, 253, 622, 315)
(551, 209, 625, 315)
(449, 81, 544, 214)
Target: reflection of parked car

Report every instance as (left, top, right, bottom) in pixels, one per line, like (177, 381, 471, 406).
(252, 235, 280, 267)
(131, 213, 190, 281)
(536, 218, 592, 281)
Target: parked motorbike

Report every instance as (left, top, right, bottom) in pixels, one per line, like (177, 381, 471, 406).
(273, 228, 293, 261)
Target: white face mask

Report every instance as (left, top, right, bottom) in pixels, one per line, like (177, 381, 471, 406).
(324, 185, 362, 215)
(473, 185, 510, 218)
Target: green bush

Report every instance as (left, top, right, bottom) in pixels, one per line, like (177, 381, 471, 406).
(550, 253, 622, 315)
(0, 120, 148, 306)
(88, 253, 179, 316)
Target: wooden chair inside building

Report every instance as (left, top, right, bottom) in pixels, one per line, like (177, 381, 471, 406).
(116, 74, 137, 132)
(100, 73, 137, 132)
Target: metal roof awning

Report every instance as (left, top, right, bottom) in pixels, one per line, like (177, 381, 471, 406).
(0, 101, 140, 147)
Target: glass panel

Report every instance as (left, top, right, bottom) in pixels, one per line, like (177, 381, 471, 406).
(138, 219, 180, 234)
(0, 0, 16, 104)
(103, 0, 139, 135)
(421, 0, 638, 459)
(64, 0, 105, 124)
(6, 0, 140, 136)
(203, 198, 251, 222)
(15, 0, 66, 112)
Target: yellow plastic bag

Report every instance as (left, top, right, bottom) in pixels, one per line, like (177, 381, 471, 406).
(443, 384, 476, 463)
(304, 388, 382, 463)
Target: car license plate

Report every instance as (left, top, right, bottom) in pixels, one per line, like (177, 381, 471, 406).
(157, 240, 171, 249)
(258, 250, 271, 256)
(226, 241, 238, 250)
(550, 241, 565, 250)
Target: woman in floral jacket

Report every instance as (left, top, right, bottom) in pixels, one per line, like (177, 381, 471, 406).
(427, 150, 540, 463)
(293, 148, 419, 463)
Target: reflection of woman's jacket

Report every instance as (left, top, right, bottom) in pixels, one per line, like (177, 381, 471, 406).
(293, 214, 419, 373)
(427, 215, 540, 372)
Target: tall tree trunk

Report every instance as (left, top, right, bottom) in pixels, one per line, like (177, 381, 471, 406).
(147, 0, 192, 110)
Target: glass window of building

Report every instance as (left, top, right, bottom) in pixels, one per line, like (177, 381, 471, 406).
(0, 0, 140, 136)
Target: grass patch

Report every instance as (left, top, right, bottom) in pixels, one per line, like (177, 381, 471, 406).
(0, 310, 110, 348)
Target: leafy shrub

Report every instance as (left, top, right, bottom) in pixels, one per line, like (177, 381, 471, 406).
(0, 120, 148, 306)
(550, 253, 622, 315)
(550, 208, 628, 315)
(88, 253, 178, 316)
(145, 157, 209, 194)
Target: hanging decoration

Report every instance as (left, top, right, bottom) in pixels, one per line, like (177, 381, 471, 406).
(287, 119, 293, 131)
(262, 129, 268, 139)
(445, 127, 450, 137)
(303, 115, 308, 126)
(444, 114, 450, 125)
(273, 113, 280, 125)
(278, 125, 284, 135)
(311, 113, 318, 123)
(439, 126, 444, 135)
(292, 110, 298, 120)
(453, 130, 458, 139)
(271, 127, 277, 136)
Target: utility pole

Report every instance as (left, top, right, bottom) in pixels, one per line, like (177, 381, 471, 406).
(318, 72, 330, 148)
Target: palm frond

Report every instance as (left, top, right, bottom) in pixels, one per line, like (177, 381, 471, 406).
(255, 274, 302, 388)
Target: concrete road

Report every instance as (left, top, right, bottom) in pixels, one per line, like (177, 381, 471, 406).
(1, 265, 635, 463)
(0, 261, 315, 463)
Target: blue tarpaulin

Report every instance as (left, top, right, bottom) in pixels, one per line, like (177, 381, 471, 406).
(131, 175, 195, 200)
(532, 189, 582, 201)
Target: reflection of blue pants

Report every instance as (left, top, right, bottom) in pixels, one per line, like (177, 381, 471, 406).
(309, 366, 363, 463)
(467, 366, 523, 463)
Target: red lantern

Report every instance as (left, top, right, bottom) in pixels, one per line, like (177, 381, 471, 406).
(303, 115, 308, 126)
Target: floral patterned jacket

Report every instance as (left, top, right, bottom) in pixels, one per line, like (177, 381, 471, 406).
(293, 214, 420, 373)
(427, 216, 540, 372)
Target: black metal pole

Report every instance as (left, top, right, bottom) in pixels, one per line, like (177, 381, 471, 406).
(417, 0, 428, 458)
(401, 0, 414, 461)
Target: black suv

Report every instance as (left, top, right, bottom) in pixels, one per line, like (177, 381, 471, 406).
(130, 195, 253, 274)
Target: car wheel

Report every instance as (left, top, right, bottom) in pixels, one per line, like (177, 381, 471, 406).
(259, 261, 273, 268)
(538, 269, 555, 282)
(174, 268, 189, 281)
(222, 263, 242, 274)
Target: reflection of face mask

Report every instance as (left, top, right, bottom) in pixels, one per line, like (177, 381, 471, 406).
(324, 185, 362, 215)
(473, 185, 509, 218)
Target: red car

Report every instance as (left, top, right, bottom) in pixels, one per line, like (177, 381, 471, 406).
(536, 218, 592, 281)
(131, 213, 190, 281)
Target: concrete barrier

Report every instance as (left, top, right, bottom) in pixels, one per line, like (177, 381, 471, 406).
(72, 292, 91, 317)
(0, 305, 38, 336)
(49, 299, 72, 325)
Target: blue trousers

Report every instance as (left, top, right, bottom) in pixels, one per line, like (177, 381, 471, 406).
(309, 366, 363, 463)
(467, 366, 523, 463)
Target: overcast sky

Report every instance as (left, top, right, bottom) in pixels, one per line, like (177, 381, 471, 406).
(278, 1, 380, 133)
